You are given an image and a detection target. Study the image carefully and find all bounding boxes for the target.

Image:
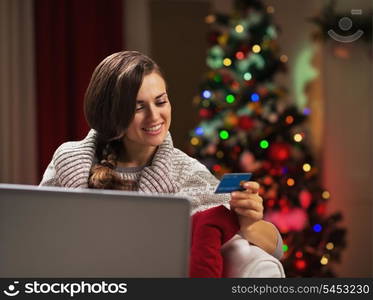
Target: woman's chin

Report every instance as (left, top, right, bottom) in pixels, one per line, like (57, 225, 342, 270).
(141, 130, 167, 146)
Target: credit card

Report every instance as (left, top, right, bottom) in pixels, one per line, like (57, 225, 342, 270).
(214, 173, 252, 194)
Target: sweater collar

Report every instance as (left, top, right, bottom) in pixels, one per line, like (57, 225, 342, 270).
(55, 129, 179, 193)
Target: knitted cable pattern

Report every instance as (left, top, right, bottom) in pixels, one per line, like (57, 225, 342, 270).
(40, 129, 230, 214)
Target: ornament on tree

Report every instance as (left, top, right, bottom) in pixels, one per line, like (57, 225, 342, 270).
(238, 115, 254, 130)
(265, 207, 308, 233)
(299, 189, 312, 208)
(268, 142, 291, 162)
(224, 112, 239, 128)
(239, 151, 262, 172)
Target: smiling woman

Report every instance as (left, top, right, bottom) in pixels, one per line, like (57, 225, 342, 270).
(39, 50, 284, 277)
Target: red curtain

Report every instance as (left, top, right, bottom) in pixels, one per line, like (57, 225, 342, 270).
(34, 0, 123, 180)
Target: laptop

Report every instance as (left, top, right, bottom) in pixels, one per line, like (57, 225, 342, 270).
(0, 184, 191, 277)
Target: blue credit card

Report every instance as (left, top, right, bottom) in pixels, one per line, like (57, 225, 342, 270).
(214, 173, 253, 194)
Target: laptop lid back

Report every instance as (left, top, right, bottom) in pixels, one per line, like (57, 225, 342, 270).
(0, 184, 191, 277)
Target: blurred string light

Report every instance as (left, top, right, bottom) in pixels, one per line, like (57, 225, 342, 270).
(226, 94, 235, 103)
(216, 150, 224, 158)
(243, 72, 252, 81)
(251, 93, 260, 102)
(223, 58, 232, 66)
(195, 127, 204, 136)
(322, 191, 330, 199)
(303, 163, 311, 172)
(235, 51, 245, 60)
(320, 255, 329, 265)
(303, 107, 311, 115)
(267, 6, 275, 14)
(252, 44, 261, 53)
(235, 24, 244, 33)
(202, 90, 212, 99)
(294, 133, 303, 142)
(287, 178, 295, 186)
(190, 137, 200, 146)
(313, 224, 322, 232)
(285, 115, 294, 124)
(219, 130, 229, 140)
(283, 244, 288, 252)
(280, 54, 288, 63)
(260, 140, 269, 149)
(326, 242, 334, 250)
(295, 259, 307, 270)
(205, 14, 216, 24)
(213, 164, 221, 172)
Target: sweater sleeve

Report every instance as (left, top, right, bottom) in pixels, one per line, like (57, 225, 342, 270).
(39, 160, 61, 187)
(175, 159, 231, 215)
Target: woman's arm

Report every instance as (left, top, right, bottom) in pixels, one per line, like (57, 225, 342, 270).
(230, 181, 283, 259)
(239, 219, 283, 259)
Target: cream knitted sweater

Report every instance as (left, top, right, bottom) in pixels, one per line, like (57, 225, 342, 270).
(40, 129, 230, 215)
(40, 129, 284, 260)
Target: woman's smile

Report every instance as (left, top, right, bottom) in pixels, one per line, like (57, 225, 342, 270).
(142, 122, 163, 134)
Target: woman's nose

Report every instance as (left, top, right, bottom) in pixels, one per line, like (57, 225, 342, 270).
(147, 105, 159, 120)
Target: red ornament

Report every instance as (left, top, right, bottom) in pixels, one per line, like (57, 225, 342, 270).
(316, 203, 326, 215)
(299, 190, 312, 208)
(267, 199, 275, 208)
(213, 164, 222, 172)
(268, 142, 291, 162)
(295, 259, 307, 270)
(222, 74, 232, 84)
(235, 51, 245, 60)
(238, 116, 254, 130)
(233, 146, 241, 152)
(262, 161, 271, 170)
(231, 81, 240, 90)
(199, 108, 212, 119)
(263, 176, 273, 185)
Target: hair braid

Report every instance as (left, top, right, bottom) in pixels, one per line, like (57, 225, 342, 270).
(88, 137, 126, 190)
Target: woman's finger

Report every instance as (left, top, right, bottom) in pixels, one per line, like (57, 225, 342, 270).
(241, 181, 260, 193)
(231, 191, 263, 203)
(230, 198, 263, 211)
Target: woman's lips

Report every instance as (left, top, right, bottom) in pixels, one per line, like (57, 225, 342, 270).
(142, 123, 163, 135)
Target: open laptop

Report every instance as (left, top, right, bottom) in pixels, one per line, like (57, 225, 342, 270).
(0, 184, 191, 277)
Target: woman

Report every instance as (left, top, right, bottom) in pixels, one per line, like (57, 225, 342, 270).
(40, 51, 283, 277)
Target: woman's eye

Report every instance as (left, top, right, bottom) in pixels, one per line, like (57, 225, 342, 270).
(136, 105, 144, 111)
(156, 101, 167, 106)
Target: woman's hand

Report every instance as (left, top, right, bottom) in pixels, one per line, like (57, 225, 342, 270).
(229, 181, 279, 255)
(229, 181, 264, 230)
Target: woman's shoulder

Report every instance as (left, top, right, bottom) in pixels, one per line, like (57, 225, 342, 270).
(52, 130, 97, 160)
(171, 148, 208, 172)
(45, 130, 97, 188)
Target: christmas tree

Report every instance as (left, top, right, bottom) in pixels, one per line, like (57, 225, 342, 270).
(189, 0, 346, 277)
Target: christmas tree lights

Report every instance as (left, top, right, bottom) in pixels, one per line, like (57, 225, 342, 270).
(189, 0, 346, 277)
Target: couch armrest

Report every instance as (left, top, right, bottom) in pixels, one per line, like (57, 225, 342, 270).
(221, 234, 285, 278)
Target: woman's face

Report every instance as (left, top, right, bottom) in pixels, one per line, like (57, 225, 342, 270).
(123, 72, 171, 150)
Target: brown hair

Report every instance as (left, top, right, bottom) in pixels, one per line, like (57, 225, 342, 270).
(84, 51, 162, 189)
